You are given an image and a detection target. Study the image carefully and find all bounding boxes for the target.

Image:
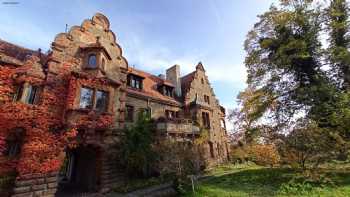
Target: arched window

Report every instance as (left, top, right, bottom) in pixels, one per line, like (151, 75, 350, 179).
(5, 128, 25, 157)
(88, 54, 97, 68)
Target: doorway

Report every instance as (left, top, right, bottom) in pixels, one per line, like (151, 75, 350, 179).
(57, 145, 101, 196)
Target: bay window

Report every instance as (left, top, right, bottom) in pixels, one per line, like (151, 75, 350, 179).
(79, 87, 109, 112)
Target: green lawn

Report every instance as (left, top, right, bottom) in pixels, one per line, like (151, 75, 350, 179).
(182, 163, 350, 197)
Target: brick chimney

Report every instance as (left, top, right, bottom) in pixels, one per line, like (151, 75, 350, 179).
(166, 64, 182, 97)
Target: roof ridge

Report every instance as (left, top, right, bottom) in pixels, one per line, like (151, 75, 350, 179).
(0, 39, 37, 53)
(129, 67, 173, 83)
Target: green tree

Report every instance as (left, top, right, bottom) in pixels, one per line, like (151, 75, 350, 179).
(244, 0, 326, 126)
(326, 0, 350, 90)
(239, 0, 350, 167)
(120, 110, 156, 177)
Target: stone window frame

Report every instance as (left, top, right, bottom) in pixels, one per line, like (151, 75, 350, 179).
(202, 111, 210, 129)
(83, 50, 109, 72)
(12, 82, 41, 105)
(208, 141, 215, 158)
(78, 86, 110, 113)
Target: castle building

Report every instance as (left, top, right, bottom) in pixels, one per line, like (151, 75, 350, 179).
(0, 13, 229, 196)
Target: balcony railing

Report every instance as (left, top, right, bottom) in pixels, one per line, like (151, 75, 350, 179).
(156, 119, 200, 135)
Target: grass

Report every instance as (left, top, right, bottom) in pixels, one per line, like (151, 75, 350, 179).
(182, 163, 350, 197)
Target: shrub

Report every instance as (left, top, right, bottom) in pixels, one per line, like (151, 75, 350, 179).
(247, 144, 280, 167)
(120, 111, 157, 177)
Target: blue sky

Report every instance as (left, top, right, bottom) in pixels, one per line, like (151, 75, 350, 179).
(0, 0, 277, 129)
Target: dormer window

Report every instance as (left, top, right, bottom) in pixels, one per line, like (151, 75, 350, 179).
(158, 84, 174, 97)
(165, 86, 173, 97)
(88, 54, 97, 68)
(127, 74, 143, 90)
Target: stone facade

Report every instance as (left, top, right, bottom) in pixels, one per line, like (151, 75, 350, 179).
(0, 13, 229, 196)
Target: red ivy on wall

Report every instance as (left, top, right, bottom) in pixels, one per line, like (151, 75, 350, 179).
(0, 61, 115, 177)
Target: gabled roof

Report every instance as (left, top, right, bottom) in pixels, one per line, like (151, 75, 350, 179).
(196, 61, 205, 71)
(127, 67, 181, 106)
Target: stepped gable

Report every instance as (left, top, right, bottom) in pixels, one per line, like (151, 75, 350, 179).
(180, 71, 195, 97)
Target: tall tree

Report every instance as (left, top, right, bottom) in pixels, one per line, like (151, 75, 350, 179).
(244, 0, 325, 127)
(327, 0, 350, 90)
(239, 0, 350, 164)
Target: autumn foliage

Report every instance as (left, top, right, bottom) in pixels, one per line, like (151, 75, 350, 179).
(0, 56, 115, 178)
(231, 144, 280, 167)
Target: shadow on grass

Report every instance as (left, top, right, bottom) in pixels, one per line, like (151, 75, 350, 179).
(184, 167, 350, 197)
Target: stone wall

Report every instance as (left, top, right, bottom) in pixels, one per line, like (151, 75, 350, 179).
(182, 64, 229, 165)
(12, 173, 58, 197)
(125, 95, 181, 123)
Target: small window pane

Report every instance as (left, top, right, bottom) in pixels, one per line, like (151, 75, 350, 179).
(5, 128, 25, 157)
(88, 54, 97, 68)
(26, 85, 39, 104)
(101, 58, 105, 70)
(95, 90, 108, 112)
(166, 110, 175, 119)
(165, 87, 173, 97)
(128, 75, 143, 90)
(126, 105, 134, 122)
(13, 85, 23, 101)
(79, 87, 93, 109)
(141, 108, 151, 118)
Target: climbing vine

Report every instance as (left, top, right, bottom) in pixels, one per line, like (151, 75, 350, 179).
(0, 58, 115, 177)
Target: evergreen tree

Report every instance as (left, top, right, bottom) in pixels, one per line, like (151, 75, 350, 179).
(327, 0, 350, 90)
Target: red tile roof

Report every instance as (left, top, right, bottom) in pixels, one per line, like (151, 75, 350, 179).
(126, 67, 181, 105)
(0, 39, 48, 66)
(0, 39, 39, 62)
